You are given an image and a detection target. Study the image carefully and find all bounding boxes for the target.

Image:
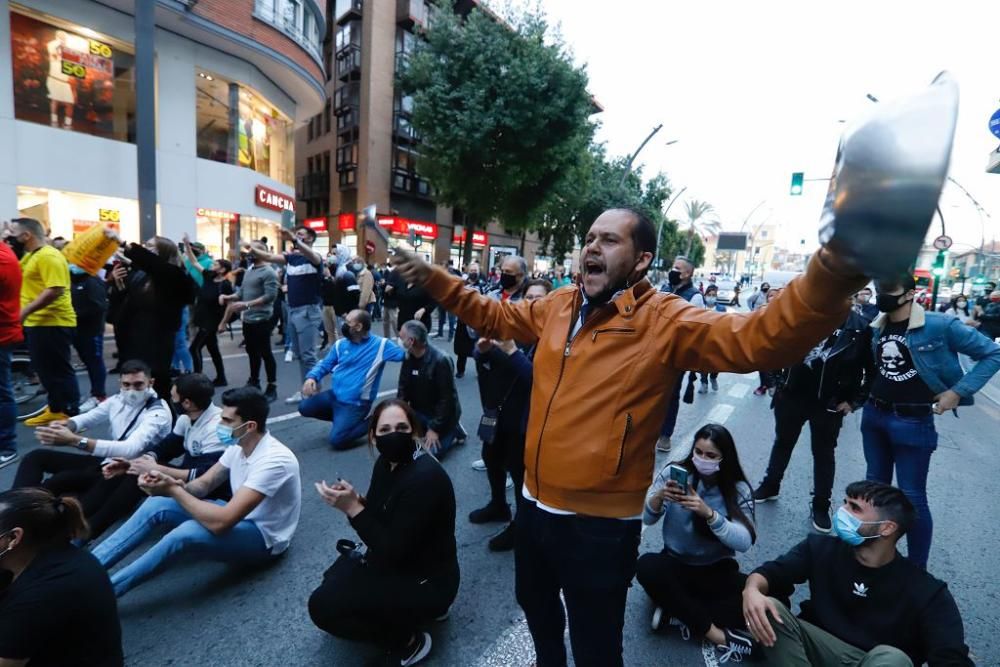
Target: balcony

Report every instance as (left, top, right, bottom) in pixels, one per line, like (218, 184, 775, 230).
(391, 170, 432, 199)
(339, 169, 357, 189)
(397, 0, 429, 29)
(253, 0, 323, 62)
(393, 113, 420, 143)
(336, 45, 362, 81)
(337, 106, 360, 135)
(334, 82, 361, 114)
(298, 172, 330, 200)
(336, 142, 359, 171)
(336, 0, 363, 26)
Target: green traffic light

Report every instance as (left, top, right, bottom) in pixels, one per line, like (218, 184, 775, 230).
(790, 172, 804, 196)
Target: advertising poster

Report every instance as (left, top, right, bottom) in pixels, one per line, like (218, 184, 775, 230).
(9, 11, 134, 140)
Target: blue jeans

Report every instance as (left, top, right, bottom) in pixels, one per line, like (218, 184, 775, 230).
(72, 332, 107, 399)
(861, 403, 937, 568)
(91, 496, 271, 597)
(0, 345, 15, 454)
(437, 306, 456, 339)
(172, 307, 194, 373)
(288, 303, 322, 381)
(298, 390, 371, 449)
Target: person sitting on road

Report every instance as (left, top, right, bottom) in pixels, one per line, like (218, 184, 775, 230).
(638, 423, 759, 664)
(100, 372, 231, 527)
(299, 309, 405, 450)
(0, 488, 124, 666)
(90, 387, 301, 597)
(743, 480, 973, 667)
(12, 359, 172, 539)
(309, 399, 459, 667)
(396, 320, 462, 457)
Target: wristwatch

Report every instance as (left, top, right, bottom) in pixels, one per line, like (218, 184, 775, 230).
(76, 437, 89, 451)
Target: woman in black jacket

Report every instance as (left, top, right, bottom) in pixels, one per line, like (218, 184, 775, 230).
(108, 236, 197, 399)
(309, 399, 459, 667)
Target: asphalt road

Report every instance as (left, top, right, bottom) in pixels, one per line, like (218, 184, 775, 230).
(1, 322, 997, 666)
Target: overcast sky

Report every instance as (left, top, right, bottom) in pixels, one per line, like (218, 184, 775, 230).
(524, 0, 1000, 253)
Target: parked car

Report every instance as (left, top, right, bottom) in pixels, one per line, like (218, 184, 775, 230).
(716, 279, 739, 306)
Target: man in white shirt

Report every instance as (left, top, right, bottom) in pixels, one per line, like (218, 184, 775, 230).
(91, 386, 302, 597)
(11, 359, 171, 539)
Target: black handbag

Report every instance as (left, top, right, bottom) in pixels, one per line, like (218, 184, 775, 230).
(478, 378, 517, 443)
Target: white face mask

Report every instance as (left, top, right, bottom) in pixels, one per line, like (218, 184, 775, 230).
(692, 452, 721, 476)
(121, 389, 147, 407)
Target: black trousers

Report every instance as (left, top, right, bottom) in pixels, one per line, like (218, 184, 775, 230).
(635, 552, 746, 637)
(243, 320, 276, 385)
(11, 449, 145, 540)
(308, 555, 458, 650)
(25, 326, 80, 414)
(190, 326, 226, 380)
(515, 501, 640, 667)
(762, 391, 843, 503)
(483, 426, 525, 513)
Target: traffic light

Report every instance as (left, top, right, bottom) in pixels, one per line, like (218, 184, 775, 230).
(931, 250, 946, 277)
(790, 172, 804, 196)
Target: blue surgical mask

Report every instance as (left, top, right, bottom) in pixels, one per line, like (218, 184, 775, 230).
(216, 422, 250, 446)
(832, 507, 885, 546)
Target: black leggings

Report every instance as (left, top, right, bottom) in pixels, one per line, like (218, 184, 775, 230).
(190, 326, 226, 380)
(243, 320, 276, 385)
(483, 428, 525, 513)
(308, 555, 458, 650)
(635, 552, 746, 637)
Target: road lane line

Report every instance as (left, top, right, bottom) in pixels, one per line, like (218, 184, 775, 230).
(727, 383, 750, 399)
(265, 389, 396, 425)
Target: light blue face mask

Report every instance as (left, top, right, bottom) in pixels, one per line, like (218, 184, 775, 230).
(832, 507, 886, 546)
(69, 264, 86, 276)
(216, 422, 251, 446)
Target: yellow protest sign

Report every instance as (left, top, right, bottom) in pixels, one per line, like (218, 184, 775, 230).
(62, 224, 119, 275)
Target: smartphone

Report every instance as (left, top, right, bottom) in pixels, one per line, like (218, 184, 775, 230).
(667, 464, 689, 493)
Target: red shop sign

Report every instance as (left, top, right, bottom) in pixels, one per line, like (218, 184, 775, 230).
(377, 216, 439, 240)
(303, 217, 327, 232)
(255, 185, 296, 213)
(453, 229, 488, 247)
(337, 213, 356, 231)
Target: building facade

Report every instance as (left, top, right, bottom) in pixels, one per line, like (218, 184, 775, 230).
(1, 0, 325, 256)
(295, 0, 546, 270)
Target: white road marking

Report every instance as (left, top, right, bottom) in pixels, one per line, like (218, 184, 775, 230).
(727, 383, 750, 399)
(704, 403, 735, 425)
(265, 389, 396, 425)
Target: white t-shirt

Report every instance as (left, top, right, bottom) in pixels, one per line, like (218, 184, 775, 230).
(172, 404, 226, 457)
(219, 434, 301, 554)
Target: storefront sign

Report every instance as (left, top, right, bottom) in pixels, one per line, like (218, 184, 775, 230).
(453, 229, 488, 247)
(303, 217, 327, 232)
(338, 213, 356, 231)
(376, 216, 438, 239)
(255, 185, 296, 213)
(98, 208, 120, 223)
(196, 208, 238, 222)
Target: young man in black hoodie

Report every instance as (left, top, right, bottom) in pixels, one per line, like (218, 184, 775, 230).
(743, 481, 973, 667)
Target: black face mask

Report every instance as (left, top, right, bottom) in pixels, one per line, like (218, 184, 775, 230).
(875, 293, 905, 313)
(375, 431, 416, 463)
(341, 323, 354, 339)
(760, 286, 770, 293)
(5, 237, 25, 259)
(468, 272, 479, 282)
(667, 269, 683, 286)
(499, 273, 518, 290)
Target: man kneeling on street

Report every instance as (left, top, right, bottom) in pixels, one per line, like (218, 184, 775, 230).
(743, 480, 973, 667)
(12, 359, 172, 539)
(397, 320, 462, 457)
(91, 387, 302, 597)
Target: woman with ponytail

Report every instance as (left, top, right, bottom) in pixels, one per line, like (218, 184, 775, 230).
(0, 488, 123, 666)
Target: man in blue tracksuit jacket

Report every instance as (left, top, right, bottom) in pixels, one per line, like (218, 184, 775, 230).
(299, 309, 405, 449)
(864, 274, 1000, 569)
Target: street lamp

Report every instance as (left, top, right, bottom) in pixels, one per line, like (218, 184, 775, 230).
(618, 124, 664, 188)
(654, 185, 687, 270)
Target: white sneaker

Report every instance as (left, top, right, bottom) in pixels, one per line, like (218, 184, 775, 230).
(651, 606, 663, 631)
(471, 458, 487, 471)
(506, 475, 514, 490)
(284, 391, 303, 404)
(400, 631, 432, 666)
(78, 396, 103, 413)
(656, 436, 671, 453)
(284, 349, 294, 362)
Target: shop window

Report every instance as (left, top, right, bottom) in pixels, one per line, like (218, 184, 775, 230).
(9, 10, 136, 142)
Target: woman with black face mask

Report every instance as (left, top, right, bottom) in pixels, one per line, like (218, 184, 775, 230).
(308, 399, 459, 667)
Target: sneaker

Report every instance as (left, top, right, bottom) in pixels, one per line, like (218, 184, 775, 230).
(753, 482, 780, 503)
(78, 396, 104, 413)
(710, 378, 719, 391)
(716, 628, 761, 663)
(668, 617, 691, 641)
(25, 407, 70, 427)
(753, 386, 767, 396)
(285, 391, 303, 405)
(655, 436, 671, 453)
(811, 500, 832, 533)
(768, 387, 776, 397)
(455, 372, 464, 379)
(399, 631, 432, 666)
(264, 383, 278, 403)
(0, 451, 18, 470)
(213, 377, 228, 387)
(468, 502, 511, 524)
(698, 381, 709, 394)
(471, 459, 487, 471)
(284, 349, 294, 363)
(246, 379, 261, 390)
(505, 475, 514, 490)
(650, 607, 664, 631)
(488, 522, 516, 552)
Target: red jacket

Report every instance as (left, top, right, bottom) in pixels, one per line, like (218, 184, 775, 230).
(0, 244, 23, 346)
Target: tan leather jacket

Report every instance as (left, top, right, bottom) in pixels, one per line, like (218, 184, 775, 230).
(425, 253, 864, 518)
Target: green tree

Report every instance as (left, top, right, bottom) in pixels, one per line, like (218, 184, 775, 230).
(681, 199, 719, 257)
(399, 4, 596, 265)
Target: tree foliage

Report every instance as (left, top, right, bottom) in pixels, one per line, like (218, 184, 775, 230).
(398, 3, 596, 262)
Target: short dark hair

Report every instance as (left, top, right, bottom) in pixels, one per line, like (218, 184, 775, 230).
(613, 207, 656, 255)
(215, 258, 232, 274)
(295, 226, 317, 242)
(173, 373, 214, 410)
(704, 284, 718, 295)
(525, 278, 553, 293)
(221, 387, 269, 434)
(875, 274, 916, 293)
(11, 217, 46, 239)
(844, 480, 916, 538)
(119, 359, 152, 378)
(353, 309, 372, 332)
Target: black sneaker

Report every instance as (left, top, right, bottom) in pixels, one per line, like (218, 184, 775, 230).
(0, 451, 18, 470)
(469, 502, 511, 524)
(716, 628, 761, 663)
(488, 522, 516, 552)
(264, 383, 278, 403)
(399, 631, 432, 666)
(753, 482, 780, 503)
(213, 377, 228, 387)
(811, 500, 832, 533)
